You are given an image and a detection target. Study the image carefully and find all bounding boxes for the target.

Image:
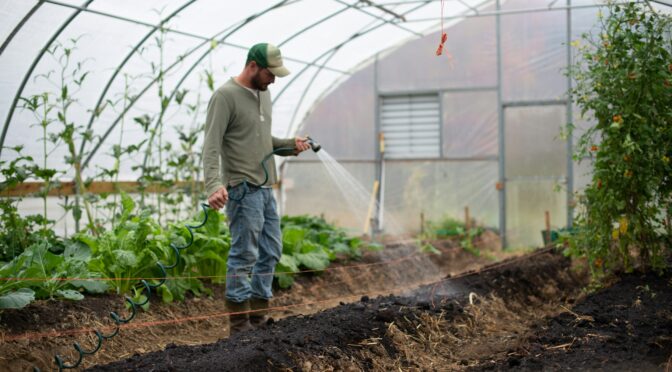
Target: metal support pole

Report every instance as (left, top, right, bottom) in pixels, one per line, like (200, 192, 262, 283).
(566, 0, 574, 228)
(373, 53, 382, 237)
(496, 0, 506, 249)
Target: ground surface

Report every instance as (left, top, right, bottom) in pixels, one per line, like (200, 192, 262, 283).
(472, 268, 672, 371)
(88, 249, 587, 371)
(0, 232, 505, 371)
(3, 235, 671, 371)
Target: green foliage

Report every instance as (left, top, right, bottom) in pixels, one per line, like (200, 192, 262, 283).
(0, 200, 61, 262)
(275, 215, 378, 288)
(0, 239, 107, 309)
(423, 216, 485, 256)
(80, 193, 169, 295)
(568, 3, 672, 274)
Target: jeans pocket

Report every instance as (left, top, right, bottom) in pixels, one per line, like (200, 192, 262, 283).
(227, 183, 247, 201)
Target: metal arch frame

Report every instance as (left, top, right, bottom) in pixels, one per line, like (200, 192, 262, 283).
(333, 0, 422, 37)
(0, 0, 95, 160)
(0, 0, 348, 160)
(36, 0, 348, 74)
(0, 1, 44, 56)
(285, 0, 494, 138)
(78, 0, 198, 158)
(138, 1, 362, 171)
(92, 0, 430, 170)
(80, 0, 299, 169)
(281, 0, 437, 139)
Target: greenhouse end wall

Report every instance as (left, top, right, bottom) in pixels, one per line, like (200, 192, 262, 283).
(284, 0, 602, 248)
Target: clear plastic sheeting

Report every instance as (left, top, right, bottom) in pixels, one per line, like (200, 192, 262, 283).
(504, 105, 567, 178)
(377, 13, 497, 93)
(442, 90, 498, 158)
(297, 67, 377, 160)
(281, 161, 376, 233)
(500, 0, 568, 102)
(382, 160, 499, 233)
(2, 0, 660, 246)
(506, 180, 566, 248)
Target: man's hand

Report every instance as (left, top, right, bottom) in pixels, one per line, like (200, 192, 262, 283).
(208, 187, 228, 210)
(294, 136, 311, 155)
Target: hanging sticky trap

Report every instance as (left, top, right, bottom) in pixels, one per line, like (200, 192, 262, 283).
(435, 0, 447, 56)
(436, 32, 447, 56)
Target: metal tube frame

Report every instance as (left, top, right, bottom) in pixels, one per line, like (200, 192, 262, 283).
(496, 0, 505, 249)
(78, 0, 197, 158)
(82, 0, 298, 169)
(0, 0, 44, 56)
(0, 0, 94, 160)
(566, 0, 574, 228)
(138, 0, 385, 171)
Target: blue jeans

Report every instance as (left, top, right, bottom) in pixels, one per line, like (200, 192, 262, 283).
(225, 183, 282, 303)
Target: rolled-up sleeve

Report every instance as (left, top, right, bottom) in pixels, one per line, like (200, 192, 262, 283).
(272, 137, 297, 156)
(202, 91, 229, 196)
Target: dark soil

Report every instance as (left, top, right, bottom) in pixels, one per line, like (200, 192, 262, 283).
(472, 269, 672, 371)
(1, 238, 503, 371)
(0, 294, 122, 334)
(88, 249, 586, 371)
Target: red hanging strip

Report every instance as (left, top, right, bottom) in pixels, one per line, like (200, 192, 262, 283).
(435, 0, 447, 56)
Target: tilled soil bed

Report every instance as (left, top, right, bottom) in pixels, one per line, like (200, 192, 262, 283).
(471, 268, 672, 371)
(88, 248, 597, 371)
(0, 235, 506, 371)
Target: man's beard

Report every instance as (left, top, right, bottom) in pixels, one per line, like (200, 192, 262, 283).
(251, 72, 268, 91)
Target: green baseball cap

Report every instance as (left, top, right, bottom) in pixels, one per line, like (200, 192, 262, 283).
(246, 43, 290, 77)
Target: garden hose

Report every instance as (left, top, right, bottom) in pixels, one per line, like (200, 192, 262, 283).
(43, 138, 321, 371)
(229, 137, 321, 202)
(46, 203, 211, 372)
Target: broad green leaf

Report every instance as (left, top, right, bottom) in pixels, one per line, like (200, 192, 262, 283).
(56, 289, 84, 301)
(63, 240, 91, 261)
(277, 273, 294, 288)
(120, 192, 135, 223)
(296, 251, 329, 271)
(331, 242, 350, 254)
(282, 227, 307, 253)
(110, 250, 138, 271)
(0, 288, 35, 309)
(277, 254, 299, 273)
(71, 279, 108, 294)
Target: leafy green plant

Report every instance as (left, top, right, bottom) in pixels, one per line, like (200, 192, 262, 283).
(0, 147, 62, 260)
(0, 239, 107, 309)
(422, 216, 485, 256)
(157, 208, 230, 302)
(38, 38, 98, 234)
(275, 215, 381, 288)
(19, 93, 59, 234)
(568, 2, 672, 274)
(79, 193, 169, 295)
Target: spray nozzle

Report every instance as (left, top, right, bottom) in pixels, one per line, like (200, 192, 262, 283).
(306, 136, 321, 152)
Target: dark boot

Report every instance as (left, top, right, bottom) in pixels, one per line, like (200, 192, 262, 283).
(226, 299, 253, 336)
(249, 297, 271, 328)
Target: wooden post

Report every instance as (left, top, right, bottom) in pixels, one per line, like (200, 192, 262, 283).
(545, 210, 551, 246)
(420, 211, 425, 234)
(363, 180, 380, 235)
(464, 206, 471, 233)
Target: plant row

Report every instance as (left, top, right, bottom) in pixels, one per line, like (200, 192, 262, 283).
(0, 194, 380, 310)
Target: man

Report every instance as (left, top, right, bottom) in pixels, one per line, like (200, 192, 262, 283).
(202, 42, 311, 335)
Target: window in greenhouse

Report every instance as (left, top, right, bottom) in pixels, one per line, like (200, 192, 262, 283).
(379, 94, 440, 159)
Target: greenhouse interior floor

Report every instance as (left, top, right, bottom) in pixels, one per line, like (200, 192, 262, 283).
(2, 235, 671, 371)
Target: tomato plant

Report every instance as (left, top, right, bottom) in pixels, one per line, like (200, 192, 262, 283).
(568, 2, 672, 274)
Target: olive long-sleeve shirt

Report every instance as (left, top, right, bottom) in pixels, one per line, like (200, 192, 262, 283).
(202, 78, 295, 197)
